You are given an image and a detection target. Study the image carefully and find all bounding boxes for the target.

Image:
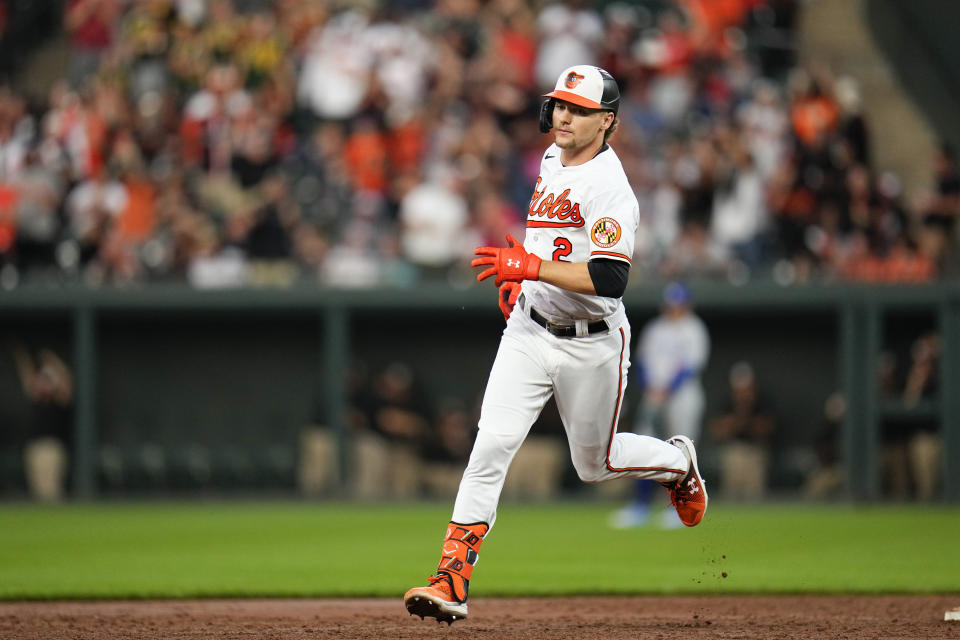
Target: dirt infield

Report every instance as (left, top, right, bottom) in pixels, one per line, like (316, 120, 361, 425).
(2, 595, 959, 639)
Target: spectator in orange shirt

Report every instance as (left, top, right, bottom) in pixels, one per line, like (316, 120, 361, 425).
(679, 0, 752, 59)
(344, 114, 389, 195)
(109, 127, 156, 245)
(882, 238, 935, 283)
(788, 70, 838, 150)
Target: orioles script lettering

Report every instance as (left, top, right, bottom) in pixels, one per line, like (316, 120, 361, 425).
(527, 177, 585, 228)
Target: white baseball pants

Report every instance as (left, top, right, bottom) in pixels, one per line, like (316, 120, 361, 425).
(451, 305, 688, 529)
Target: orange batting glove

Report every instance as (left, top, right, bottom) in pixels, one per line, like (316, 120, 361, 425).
(498, 281, 521, 321)
(472, 234, 541, 286)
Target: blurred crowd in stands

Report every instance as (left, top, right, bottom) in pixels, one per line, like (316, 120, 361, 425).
(1, 0, 957, 291)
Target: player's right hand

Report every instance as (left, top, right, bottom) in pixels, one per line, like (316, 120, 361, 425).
(498, 282, 521, 322)
(472, 234, 542, 286)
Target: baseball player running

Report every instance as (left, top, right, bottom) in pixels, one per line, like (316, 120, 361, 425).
(404, 65, 708, 625)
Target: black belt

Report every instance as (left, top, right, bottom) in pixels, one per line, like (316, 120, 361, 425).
(519, 294, 609, 337)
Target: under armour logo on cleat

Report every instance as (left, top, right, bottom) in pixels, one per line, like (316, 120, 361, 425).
(507, 259, 521, 268)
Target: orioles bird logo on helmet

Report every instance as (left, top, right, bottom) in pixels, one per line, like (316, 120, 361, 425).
(564, 71, 585, 89)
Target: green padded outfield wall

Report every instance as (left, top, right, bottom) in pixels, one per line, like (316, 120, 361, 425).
(0, 283, 957, 500)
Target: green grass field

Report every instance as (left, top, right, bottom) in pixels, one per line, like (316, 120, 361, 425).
(0, 501, 958, 600)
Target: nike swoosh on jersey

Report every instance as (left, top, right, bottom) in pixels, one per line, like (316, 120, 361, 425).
(545, 154, 555, 159)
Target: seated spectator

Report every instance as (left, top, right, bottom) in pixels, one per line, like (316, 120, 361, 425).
(10, 342, 74, 502)
(803, 391, 845, 499)
(709, 361, 775, 499)
(351, 361, 430, 500)
(879, 332, 943, 500)
(419, 397, 474, 498)
(298, 359, 370, 498)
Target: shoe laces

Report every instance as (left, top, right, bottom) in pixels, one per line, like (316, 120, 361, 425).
(674, 475, 703, 504)
(427, 573, 453, 589)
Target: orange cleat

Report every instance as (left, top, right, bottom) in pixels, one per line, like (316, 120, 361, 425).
(404, 521, 488, 625)
(404, 573, 467, 625)
(663, 436, 708, 527)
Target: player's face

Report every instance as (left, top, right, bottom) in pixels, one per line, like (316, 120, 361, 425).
(552, 100, 612, 151)
(664, 303, 688, 320)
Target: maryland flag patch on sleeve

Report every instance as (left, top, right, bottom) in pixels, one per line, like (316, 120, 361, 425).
(591, 217, 622, 248)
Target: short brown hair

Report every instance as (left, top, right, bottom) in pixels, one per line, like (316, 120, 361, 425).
(603, 116, 619, 143)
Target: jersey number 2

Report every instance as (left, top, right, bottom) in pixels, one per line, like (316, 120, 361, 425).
(552, 237, 572, 261)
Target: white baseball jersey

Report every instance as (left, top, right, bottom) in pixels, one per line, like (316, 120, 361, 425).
(451, 143, 689, 530)
(520, 143, 639, 320)
(640, 314, 710, 391)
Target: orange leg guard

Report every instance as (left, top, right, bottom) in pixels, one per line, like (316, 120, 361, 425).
(436, 521, 489, 602)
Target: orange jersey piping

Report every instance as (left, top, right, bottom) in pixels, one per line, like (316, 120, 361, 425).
(590, 250, 632, 263)
(527, 220, 585, 228)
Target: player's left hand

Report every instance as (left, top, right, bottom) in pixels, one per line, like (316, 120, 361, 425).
(472, 234, 542, 286)
(498, 282, 521, 321)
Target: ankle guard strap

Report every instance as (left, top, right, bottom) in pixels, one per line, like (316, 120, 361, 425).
(437, 521, 488, 602)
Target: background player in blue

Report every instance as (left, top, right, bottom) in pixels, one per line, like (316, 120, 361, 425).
(611, 282, 710, 528)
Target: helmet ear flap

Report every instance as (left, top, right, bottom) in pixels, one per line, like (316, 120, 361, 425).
(539, 98, 555, 134)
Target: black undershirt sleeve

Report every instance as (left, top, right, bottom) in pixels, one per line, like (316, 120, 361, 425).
(587, 258, 630, 298)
